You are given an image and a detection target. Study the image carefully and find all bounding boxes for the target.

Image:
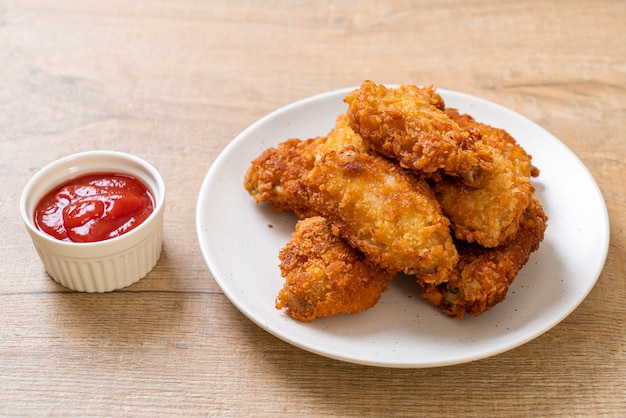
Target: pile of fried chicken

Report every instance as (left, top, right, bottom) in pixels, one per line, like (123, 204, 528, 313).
(244, 80, 548, 321)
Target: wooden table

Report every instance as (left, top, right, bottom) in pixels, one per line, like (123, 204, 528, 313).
(1, 1, 624, 416)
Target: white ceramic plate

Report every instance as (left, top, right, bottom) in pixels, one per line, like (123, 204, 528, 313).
(196, 87, 610, 368)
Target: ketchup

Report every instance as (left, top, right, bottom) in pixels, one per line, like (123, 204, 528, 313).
(34, 173, 154, 243)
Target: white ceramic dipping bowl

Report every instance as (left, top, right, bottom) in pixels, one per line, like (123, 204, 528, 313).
(20, 150, 165, 292)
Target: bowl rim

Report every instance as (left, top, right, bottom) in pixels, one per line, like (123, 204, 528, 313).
(20, 150, 166, 249)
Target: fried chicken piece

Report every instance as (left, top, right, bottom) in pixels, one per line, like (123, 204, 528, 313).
(432, 108, 537, 247)
(243, 115, 371, 217)
(344, 80, 491, 185)
(243, 136, 323, 218)
(303, 147, 458, 284)
(245, 113, 459, 282)
(420, 196, 548, 319)
(445, 108, 539, 179)
(276, 216, 394, 322)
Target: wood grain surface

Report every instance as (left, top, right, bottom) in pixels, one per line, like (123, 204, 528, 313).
(1, 1, 624, 416)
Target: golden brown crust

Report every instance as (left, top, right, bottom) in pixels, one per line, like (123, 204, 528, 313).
(245, 113, 459, 284)
(420, 196, 548, 319)
(276, 216, 393, 322)
(432, 109, 536, 247)
(243, 137, 323, 218)
(244, 80, 548, 321)
(344, 80, 492, 183)
(302, 147, 458, 284)
(243, 114, 371, 217)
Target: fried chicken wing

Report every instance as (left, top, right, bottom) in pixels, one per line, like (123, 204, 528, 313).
(243, 114, 370, 217)
(432, 108, 537, 247)
(243, 136, 323, 218)
(420, 196, 548, 319)
(445, 108, 539, 179)
(303, 147, 458, 284)
(276, 216, 394, 322)
(345, 80, 491, 184)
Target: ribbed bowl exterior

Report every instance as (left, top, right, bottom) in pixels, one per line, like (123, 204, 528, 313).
(32, 223, 163, 293)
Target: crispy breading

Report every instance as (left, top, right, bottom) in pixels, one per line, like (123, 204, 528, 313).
(303, 147, 458, 284)
(243, 114, 370, 217)
(243, 136, 323, 218)
(445, 108, 539, 179)
(432, 108, 536, 247)
(420, 196, 548, 319)
(244, 80, 549, 321)
(276, 216, 393, 322)
(246, 112, 459, 284)
(344, 80, 492, 184)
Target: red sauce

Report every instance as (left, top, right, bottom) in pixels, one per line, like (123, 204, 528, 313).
(34, 173, 154, 243)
